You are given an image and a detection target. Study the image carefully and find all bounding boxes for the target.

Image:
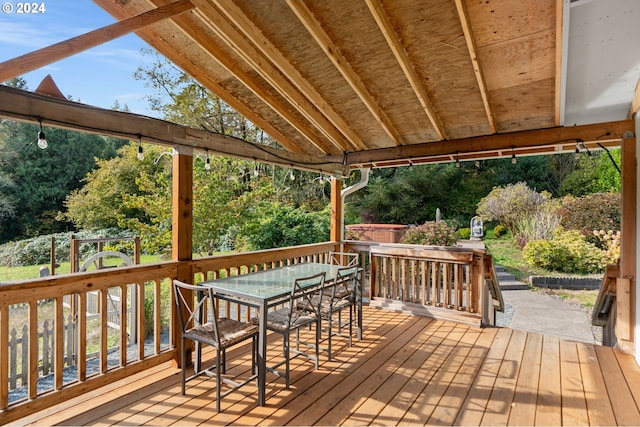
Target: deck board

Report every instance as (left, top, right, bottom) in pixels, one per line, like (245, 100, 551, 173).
(10, 306, 640, 426)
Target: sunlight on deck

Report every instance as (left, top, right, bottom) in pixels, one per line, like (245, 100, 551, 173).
(13, 306, 640, 426)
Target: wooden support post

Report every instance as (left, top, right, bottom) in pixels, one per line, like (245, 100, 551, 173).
(618, 136, 636, 354)
(172, 150, 194, 368)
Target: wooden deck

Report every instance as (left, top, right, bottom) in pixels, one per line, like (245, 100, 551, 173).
(13, 306, 640, 426)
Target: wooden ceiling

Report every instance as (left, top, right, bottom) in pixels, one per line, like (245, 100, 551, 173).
(0, 0, 636, 174)
(96, 0, 560, 156)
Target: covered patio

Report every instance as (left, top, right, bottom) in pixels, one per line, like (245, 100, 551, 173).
(1, 0, 640, 424)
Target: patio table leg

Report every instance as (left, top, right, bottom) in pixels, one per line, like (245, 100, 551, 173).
(257, 301, 267, 406)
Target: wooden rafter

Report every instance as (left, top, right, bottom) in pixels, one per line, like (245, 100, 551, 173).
(93, 0, 303, 154)
(365, 0, 446, 140)
(630, 79, 640, 119)
(171, 12, 335, 155)
(0, 0, 195, 82)
(285, 0, 404, 146)
(211, 0, 366, 151)
(454, 0, 496, 134)
(192, 0, 353, 153)
(0, 85, 347, 176)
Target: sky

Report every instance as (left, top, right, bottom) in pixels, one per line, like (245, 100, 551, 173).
(0, 1, 160, 117)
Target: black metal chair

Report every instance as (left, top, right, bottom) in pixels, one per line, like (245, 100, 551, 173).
(318, 266, 359, 359)
(328, 251, 360, 267)
(261, 272, 325, 388)
(173, 279, 259, 412)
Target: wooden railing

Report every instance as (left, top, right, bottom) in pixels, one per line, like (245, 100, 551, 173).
(345, 241, 503, 327)
(0, 242, 339, 423)
(0, 262, 179, 423)
(592, 264, 620, 347)
(0, 240, 502, 423)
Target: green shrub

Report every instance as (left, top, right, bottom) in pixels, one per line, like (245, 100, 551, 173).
(0, 229, 135, 267)
(457, 227, 471, 240)
(513, 202, 562, 249)
(476, 182, 549, 234)
(401, 221, 458, 246)
(493, 225, 507, 238)
(559, 193, 620, 240)
(522, 229, 607, 274)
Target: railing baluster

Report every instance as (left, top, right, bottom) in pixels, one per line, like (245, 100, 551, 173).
(137, 282, 145, 361)
(54, 296, 63, 390)
(154, 280, 161, 355)
(119, 285, 127, 367)
(0, 304, 8, 409)
(28, 302, 37, 399)
(78, 292, 87, 380)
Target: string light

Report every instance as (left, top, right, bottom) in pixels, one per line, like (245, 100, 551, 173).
(37, 120, 47, 149)
(511, 147, 517, 164)
(455, 152, 460, 168)
(205, 150, 211, 170)
(136, 137, 144, 161)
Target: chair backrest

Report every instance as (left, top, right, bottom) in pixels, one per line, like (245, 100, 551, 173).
(289, 272, 326, 325)
(173, 279, 221, 344)
(333, 266, 358, 297)
(328, 251, 359, 267)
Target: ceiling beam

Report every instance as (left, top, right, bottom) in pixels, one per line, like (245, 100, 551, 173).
(454, 0, 496, 133)
(192, 0, 353, 153)
(93, 0, 302, 154)
(345, 120, 635, 167)
(286, 0, 404, 146)
(0, 85, 347, 176)
(211, 0, 366, 152)
(169, 10, 336, 155)
(365, 0, 447, 140)
(0, 0, 195, 82)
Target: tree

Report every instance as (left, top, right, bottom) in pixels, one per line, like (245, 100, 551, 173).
(560, 149, 621, 196)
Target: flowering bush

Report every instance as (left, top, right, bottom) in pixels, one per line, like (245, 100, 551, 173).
(522, 229, 607, 274)
(592, 229, 621, 264)
(401, 221, 458, 246)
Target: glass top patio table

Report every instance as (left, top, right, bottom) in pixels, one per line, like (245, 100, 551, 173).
(200, 262, 360, 407)
(203, 262, 354, 301)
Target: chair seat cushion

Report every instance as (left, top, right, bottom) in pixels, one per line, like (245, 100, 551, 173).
(252, 308, 317, 332)
(185, 318, 258, 348)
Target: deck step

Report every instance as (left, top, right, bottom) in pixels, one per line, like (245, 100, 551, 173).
(494, 265, 529, 290)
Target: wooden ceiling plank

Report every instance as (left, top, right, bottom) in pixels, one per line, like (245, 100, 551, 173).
(0, 85, 347, 176)
(630, 79, 640, 119)
(0, 0, 195, 82)
(192, 0, 354, 153)
(93, 0, 302, 154)
(365, 0, 446, 140)
(169, 11, 335, 155)
(211, 0, 366, 152)
(454, 0, 496, 134)
(345, 120, 634, 166)
(285, 0, 404, 146)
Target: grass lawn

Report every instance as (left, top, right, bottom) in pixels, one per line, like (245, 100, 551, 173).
(0, 254, 161, 282)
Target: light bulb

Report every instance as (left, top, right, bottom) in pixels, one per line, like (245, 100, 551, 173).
(37, 131, 48, 149)
(511, 155, 517, 164)
(205, 156, 211, 170)
(137, 144, 144, 161)
(290, 170, 295, 181)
